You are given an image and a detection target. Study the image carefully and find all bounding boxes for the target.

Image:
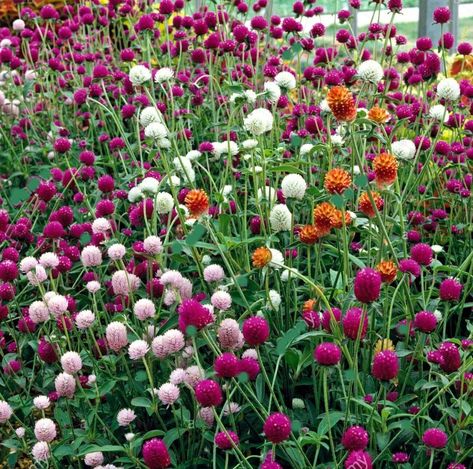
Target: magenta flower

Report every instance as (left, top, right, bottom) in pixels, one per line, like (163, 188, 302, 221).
(354, 268, 381, 303)
(263, 412, 291, 444)
(371, 350, 399, 381)
(422, 428, 448, 448)
(142, 438, 171, 469)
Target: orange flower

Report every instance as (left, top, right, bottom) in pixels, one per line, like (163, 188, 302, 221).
(185, 189, 209, 217)
(327, 86, 357, 122)
(368, 106, 390, 124)
(313, 202, 337, 234)
(252, 247, 272, 268)
(332, 209, 352, 229)
(303, 299, 317, 313)
(376, 260, 397, 283)
(358, 191, 384, 218)
(373, 153, 398, 186)
(299, 224, 320, 245)
(324, 168, 352, 194)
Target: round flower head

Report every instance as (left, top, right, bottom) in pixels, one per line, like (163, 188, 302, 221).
(314, 342, 341, 365)
(143, 236, 163, 255)
(281, 174, 307, 200)
(47, 294, 68, 317)
(184, 366, 203, 387)
(194, 379, 223, 407)
(134, 299, 156, 321)
(437, 78, 460, 101)
(34, 418, 57, 442)
(142, 438, 171, 469)
(117, 408, 136, 426)
(373, 153, 398, 186)
(341, 425, 369, 450)
(392, 139, 416, 160)
(252, 247, 272, 268)
(342, 307, 368, 340)
(151, 336, 168, 359)
(439, 341, 461, 372)
(327, 86, 356, 121)
(264, 81, 281, 103)
(39, 252, 59, 269)
(33, 396, 50, 410)
(203, 264, 225, 283)
(414, 311, 438, 333)
(128, 340, 150, 360)
(129, 64, 152, 85)
(140, 107, 161, 127)
(32, 441, 50, 461)
(154, 67, 174, 84)
(185, 189, 209, 217)
(169, 368, 186, 385)
(145, 122, 168, 139)
(84, 452, 104, 467)
(354, 268, 382, 303)
(81, 246, 102, 267)
(162, 329, 185, 354)
(274, 71, 296, 90)
(422, 428, 448, 448)
(55, 372, 76, 398)
(439, 278, 463, 301)
(372, 350, 399, 381)
(86, 281, 101, 293)
(106, 322, 128, 352)
(29, 301, 50, 324)
(155, 192, 174, 214)
(211, 291, 232, 311)
(376, 260, 397, 283)
(269, 204, 292, 232)
(111, 270, 140, 296)
(157, 382, 180, 406)
(358, 59, 384, 83)
(410, 243, 433, 266)
(324, 168, 352, 194)
(19, 256, 38, 273)
(75, 310, 95, 329)
(263, 413, 291, 444)
(214, 353, 239, 378)
(215, 430, 239, 450)
(429, 104, 449, 122)
(242, 316, 270, 346)
(344, 450, 372, 469)
(218, 318, 243, 350)
(108, 244, 126, 261)
(92, 218, 111, 234)
(0, 401, 13, 423)
(60, 351, 82, 374)
(243, 108, 274, 136)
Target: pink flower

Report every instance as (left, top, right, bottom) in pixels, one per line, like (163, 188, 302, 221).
(178, 299, 213, 333)
(117, 408, 136, 426)
(29, 301, 50, 324)
(111, 270, 140, 296)
(60, 351, 82, 374)
(344, 450, 372, 469)
(198, 407, 215, 426)
(210, 291, 232, 310)
(81, 246, 103, 267)
(372, 350, 399, 381)
(34, 418, 57, 442)
(108, 243, 126, 260)
(439, 342, 461, 372)
(422, 428, 448, 448)
(84, 452, 104, 466)
(413, 311, 437, 333)
(151, 336, 168, 359)
(242, 316, 270, 346)
(214, 430, 239, 450)
(238, 357, 260, 380)
(142, 438, 171, 469)
(162, 329, 185, 354)
(106, 322, 128, 352)
(134, 299, 156, 320)
(128, 340, 150, 360)
(263, 413, 291, 444)
(214, 353, 239, 378)
(203, 264, 225, 282)
(195, 379, 223, 407)
(0, 401, 13, 423)
(314, 342, 341, 366)
(32, 441, 50, 461)
(218, 318, 243, 350)
(321, 307, 342, 332)
(439, 278, 463, 301)
(184, 366, 203, 387)
(341, 425, 369, 450)
(354, 268, 381, 303)
(410, 243, 433, 266)
(342, 307, 368, 340)
(47, 295, 68, 317)
(157, 383, 180, 406)
(143, 236, 163, 255)
(55, 372, 76, 398)
(75, 310, 95, 329)
(169, 368, 186, 385)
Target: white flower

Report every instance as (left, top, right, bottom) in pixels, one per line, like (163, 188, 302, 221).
(173, 157, 194, 180)
(267, 290, 281, 310)
(186, 150, 201, 161)
(269, 248, 284, 269)
(155, 192, 174, 214)
(144, 122, 168, 139)
(243, 108, 274, 136)
(253, 165, 263, 173)
(431, 245, 443, 253)
(300, 143, 314, 156)
(169, 175, 181, 186)
(139, 177, 160, 194)
(128, 186, 143, 203)
(202, 255, 212, 265)
(281, 268, 298, 281)
(129, 65, 151, 85)
(433, 310, 443, 322)
(154, 67, 174, 83)
(244, 90, 257, 103)
(281, 174, 307, 200)
(392, 139, 416, 160)
(158, 138, 171, 149)
(353, 165, 361, 175)
(274, 71, 296, 90)
(264, 81, 282, 103)
(269, 204, 292, 232)
(242, 139, 258, 149)
(437, 78, 460, 101)
(140, 107, 161, 126)
(429, 104, 449, 122)
(320, 99, 331, 113)
(257, 186, 277, 201)
(357, 60, 384, 83)
(331, 134, 344, 146)
(212, 141, 239, 158)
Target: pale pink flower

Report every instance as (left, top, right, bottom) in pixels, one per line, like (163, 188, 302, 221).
(107, 243, 126, 260)
(242, 349, 258, 360)
(29, 301, 49, 324)
(60, 351, 82, 374)
(84, 452, 104, 466)
(203, 264, 225, 282)
(111, 270, 140, 296)
(157, 382, 180, 406)
(32, 441, 50, 461)
(179, 278, 193, 299)
(218, 319, 242, 350)
(143, 236, 163, 254)
(128, 340, 149, 360)
(75, 310, 95, 329)
(151, 336, 168, 359)
(27, 265, 47, 285)
(39, 252, 59, 269)
(117, 408, 136, 426)
(184, 366, 203, 387)
(15, 427, 25, 438)
(160, 270, 183, 288)
(162, 329, 185, 354)
(86, 281, 101, 293)
(87, 375, 97, 385)
(211, 291, 232, 311)
(92, 218, 111, 234)
(134, 299, 156, 320)
(55, 373, 76, 398)
(81, 246, 103, 267)
(33, 396, 50, 410)
(169, 368, 186, 385)
(163, 289, 177, 306)
(19, 256, 38, 273)
(198, 407, 214, 426)
(182, 345, 194, 359)
(0, 401, 13, 423)
(223, 402, 241, 416)
(106, 322, 128, 352)
(47, 295, 68, 317)
(34, 418, 57, 442)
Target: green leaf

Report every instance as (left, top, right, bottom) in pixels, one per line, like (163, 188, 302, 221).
(276, 321, 306, 355)
(317, 411, 345, 436)
(10, 188, 29, 205)
(376, 432, 391, 450)
(355, 174, 369, 188)
(331, 194, 345, 209)
(185, 223, 207, 246)
(53, 444, 74, 458)
(164, 427, 186, 447)
(131, 397, 152, 408)
(172, 240, 183, 254)
(80, 232, 91, 245)
(270, 163, 304, 175)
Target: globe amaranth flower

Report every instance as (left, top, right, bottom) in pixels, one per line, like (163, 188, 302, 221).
(422, 428, 448, 448)
(314, 342, 341, 365)
(178, 299, 214, 333)
(341, 425, 369, 450)
(281, 173, 307, 200)
(324, 168, 352, 194)
(117, 408, 137, 426)
(214, 430, 239, 450)
(344, 450, 373, 469)
(357, 59, 383, 83)
(157, 383, 180, 406)
(439, 278, 463, 301)
(354, 268, 382, 303)
(243, 108, 273, 136)
(437, 78, 460, 101)
(413, 311, 437, 333)
(242, 316, 270, 346)
(372, 350, 399, 381)
(439, 342, 461, 372)
(342, 307, 368, 340)
(34, 418, 57, 442)
(214, 353, 240, 378)
(142, 438, 171, 469)
(195, 379, 223, 407)
(263, 412, 292, 443)
(410, 243, 433, 266)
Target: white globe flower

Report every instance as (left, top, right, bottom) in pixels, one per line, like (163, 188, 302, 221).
(140, 107, 161, 126)
(139, 177, 160, 194)
(186, 150, 201, 161)
(274, 71, 296, 90)
(128, 186, 143, 203)
(129, 65, 151, 85)
(144, 122, 168, 139)
(431, 245, 443, 253)
(243, 108, 274, 136)
(357, 60, 384, 83)
(267, 290, 281, 310)
(320, 99, 331, 113)
(300, 143, 314, 156)
(433, 310, 443, 322)
(269, 248, 284, 269)
(331, 134, 344, 146)
(244, 90, 257, 103)
(281, 174, 307, 200)
(269, 204, 292, 232)
(154, 67, 174, 84)
(429, 104, 449, 122)
(391, 139, 416, 160)
(264, 81, 282, 103)
(437, 78, 460, 101)
(158, 138, 171, 149)
(242, 139, 258, 150)
(257, 186, 277, 201)
(173, 156, 193, 176)
(212, 141, 239, 158)
(155, 192, 174, 214)
(281, 268, 298, 281)
(169, 175, 181, 186)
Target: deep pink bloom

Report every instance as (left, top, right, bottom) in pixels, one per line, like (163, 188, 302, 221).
(439, 342, 461, 372)
(242, 316, 270, 346)
(342, 307, 368, 340)
(263, 413, 291, 444)
(413, 311, 437, 333)
(399, 259, 421, 278)
(422, 428, 448, 448)
(238, 357, 260, 380)
(142, 438, 171, 469)
(433, 6, 451, 24)
(341, 425, 369, 450)
(410, 243, 433, 266)
(214, 430, 239, 450)
(439, 278, 463, 301)
(214, 353, 239, 378)
(371, 350, 399, 381)
(177, 299, 213, 333)
(314, 342, 341, 366)
(344, 450, 372, 469)
(354, 268, 381, 303)
(392, 452, 409, 463)
(321, 307, 342, 332)
(194, 379, 222, 407)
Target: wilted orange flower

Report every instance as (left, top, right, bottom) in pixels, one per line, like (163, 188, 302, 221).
(313, 202, 337, 234)
(299, 224, 321, 245)
(375, 338, 395, 353)
(252, 247, 272, 268)
(327, 86, 357, 122)
(358, 191, 384, 218)
(303, 299, 317, 312)
(373, 153, 398, 186)
(332, 209, 352, 229)
(368, 106, 390, 124)
(376, 260, 398, 283)
(185, 189, 209, 217)
(324, 168, 352, 194)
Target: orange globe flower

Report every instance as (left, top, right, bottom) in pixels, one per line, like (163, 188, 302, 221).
(376, 260, 397, 283)
(373, 153, 398, 186)
(332, 208, 352, 229)
(368, 106, 390, 124)
(252, 247, 272, 268)
(358, 191, 384, 218)
(185, 189, 209, 217)
(313, 202, 337, 234)
(299, 224, 320, 245)
(324, 168, 352, 194)
(327, 86, 357, 122)
(303, 299, 317, 313)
